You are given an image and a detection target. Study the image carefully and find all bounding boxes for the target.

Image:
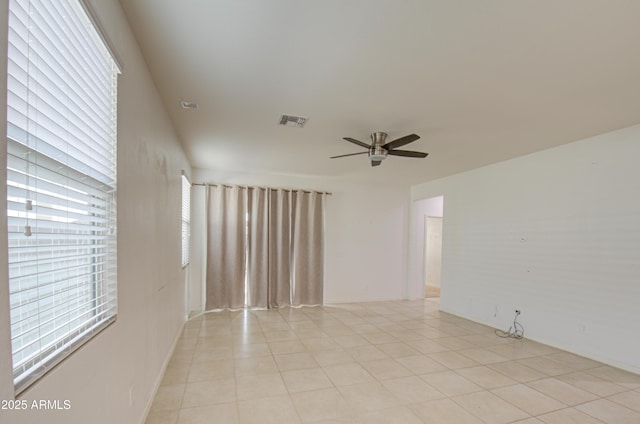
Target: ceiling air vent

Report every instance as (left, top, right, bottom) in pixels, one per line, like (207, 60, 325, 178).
(279, 114, 308, 128)
(181, 101, 199, 110)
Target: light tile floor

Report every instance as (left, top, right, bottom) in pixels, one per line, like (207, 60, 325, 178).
(145, 298, 640, 424)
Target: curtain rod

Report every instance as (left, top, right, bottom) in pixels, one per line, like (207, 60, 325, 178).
(192, 182, 332, 196)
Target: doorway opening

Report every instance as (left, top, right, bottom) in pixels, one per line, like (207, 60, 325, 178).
(410, 195, 444, 299)
(424, 216, 443, 298)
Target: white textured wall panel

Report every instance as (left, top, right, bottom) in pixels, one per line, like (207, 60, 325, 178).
(411, 124, 640, 373)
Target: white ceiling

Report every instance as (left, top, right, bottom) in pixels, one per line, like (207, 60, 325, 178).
(119, 0, 640, 185)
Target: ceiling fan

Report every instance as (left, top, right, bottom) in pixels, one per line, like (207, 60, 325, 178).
(330, 132, 428, 167)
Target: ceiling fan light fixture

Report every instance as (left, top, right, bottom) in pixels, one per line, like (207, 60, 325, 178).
(369, 146, 388, 161)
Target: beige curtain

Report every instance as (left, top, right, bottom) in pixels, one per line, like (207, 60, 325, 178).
(292, 191, 325, 305)
(268, 189, 292, 307)
(206, 185, 247, 310)
(205, 185, 325, 310)
(247, 187, 268, 308)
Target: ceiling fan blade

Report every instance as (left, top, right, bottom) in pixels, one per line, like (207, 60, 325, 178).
(343, 137, 371, 149)
(382, 133, 420, 150)
(371, 160, 382, 167)
(387, 150, 429, 158)
(330, 151, 368, 159)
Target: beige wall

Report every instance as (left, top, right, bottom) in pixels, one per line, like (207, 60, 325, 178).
(0, 1, 191, 423)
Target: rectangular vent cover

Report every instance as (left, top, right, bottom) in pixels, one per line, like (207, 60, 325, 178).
(181, 101, 199, 110)
(279, 114, 308, 128)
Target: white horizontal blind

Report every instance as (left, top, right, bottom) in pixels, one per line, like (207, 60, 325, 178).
(181, 174, 191, 267)
(6, 0, 118, 394)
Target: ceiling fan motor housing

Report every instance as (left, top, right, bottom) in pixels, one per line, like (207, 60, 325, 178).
(370, 132, 388, 161)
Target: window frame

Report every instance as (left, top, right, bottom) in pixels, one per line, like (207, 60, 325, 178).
(5, 0, 119, 395)
(181, 173, 191, 268)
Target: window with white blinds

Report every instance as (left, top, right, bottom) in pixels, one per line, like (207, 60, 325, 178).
(6, 0, 119, 394)
(181, 174, 191, 267)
